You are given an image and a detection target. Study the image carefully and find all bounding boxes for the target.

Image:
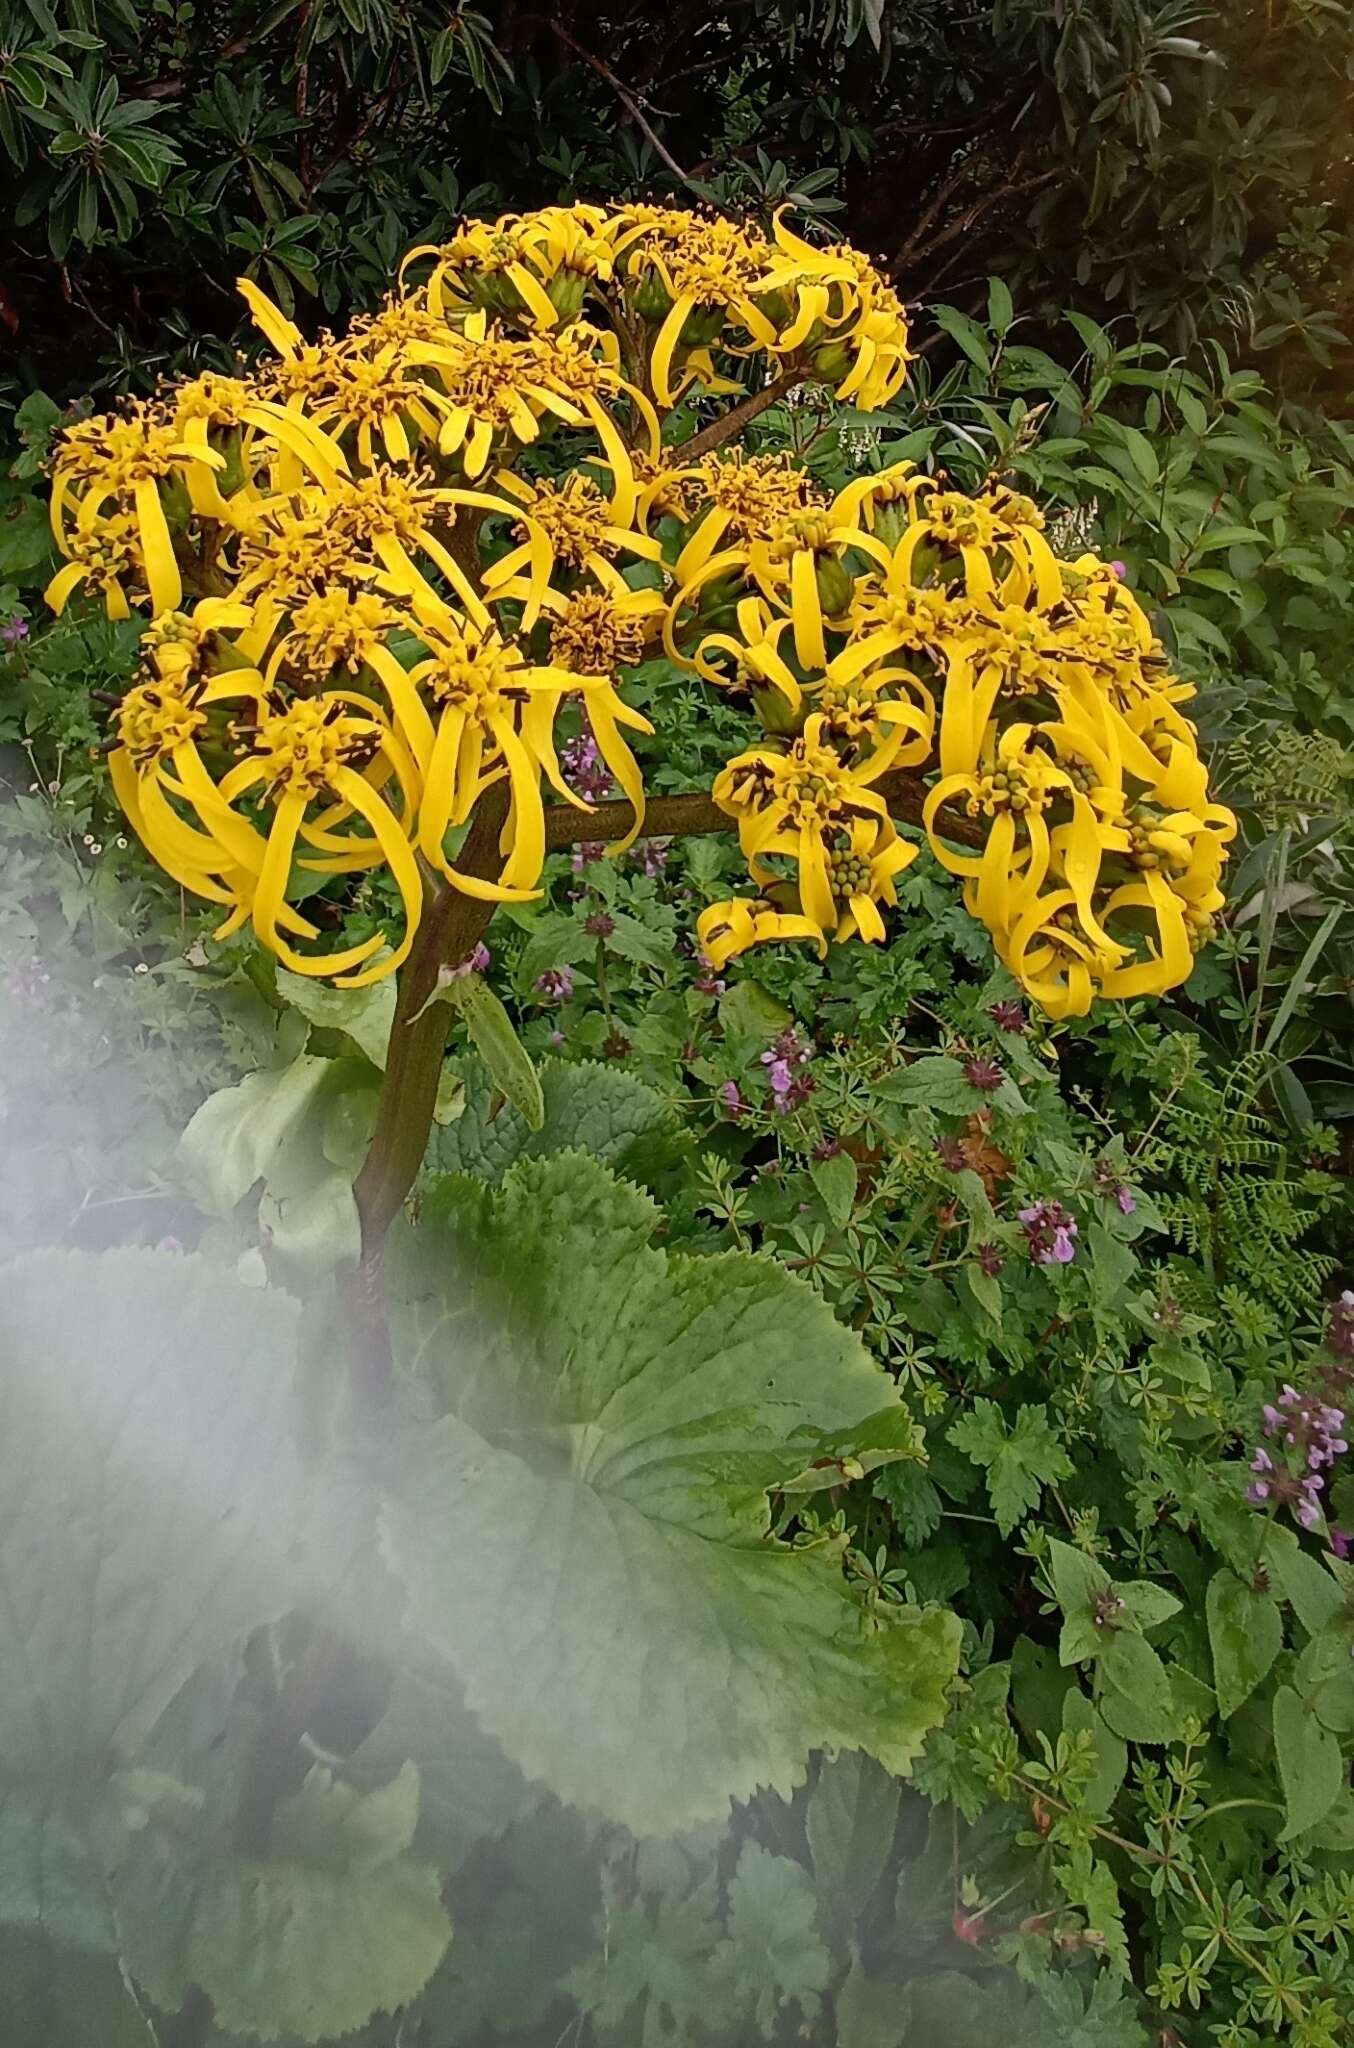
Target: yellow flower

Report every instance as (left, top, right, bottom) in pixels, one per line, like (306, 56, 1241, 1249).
(674, 452, 823, 583)
(49, 406, 218, 615)
(667, 493, 890, 674)
(713, 714, 888, 936)
(696, 896, 827, 968)
(405, 206, 615, 329)
(104, 666, 330, 958)
(406, 310, 612, 479)
(483, 471, 665, 621)
(825, 815, 918, 943)
(215, 695, 423, 985)
(45, 511, 143, 619)
(383, 608, 650, 894)
(543, 586, 664, 675)
(704, 618, 934, 767)
(611, 209, 778, 406)
(763, 213, 913, 406)
(925, 723, 1079, 941)
(886, 485, 1063, 609)
(45, 200, 1233, 1006)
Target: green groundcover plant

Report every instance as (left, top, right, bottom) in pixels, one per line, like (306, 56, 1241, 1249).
(2, 208, 1354, 2048)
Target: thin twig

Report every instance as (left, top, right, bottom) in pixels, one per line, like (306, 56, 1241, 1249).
(527, 16, 702, 194)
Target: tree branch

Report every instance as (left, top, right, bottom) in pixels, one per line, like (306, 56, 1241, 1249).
(677, 369, 805, 463)
(903, 167, 1061, 279)
(543, 766, 983, 849)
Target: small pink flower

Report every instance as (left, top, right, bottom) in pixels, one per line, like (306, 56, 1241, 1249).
(719, 1080, 746, 1120)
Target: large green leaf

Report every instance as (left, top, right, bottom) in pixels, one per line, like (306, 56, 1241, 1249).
(0, 1250, 309, 1943)
(114, 1764, 451, 2042)
(383, 1154, 960, 1833)
(178, 1056, 362, 1268)
(428, 1055, 678, 1186)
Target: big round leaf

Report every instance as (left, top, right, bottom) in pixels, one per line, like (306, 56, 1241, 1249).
(383, 1153, 960, 1834)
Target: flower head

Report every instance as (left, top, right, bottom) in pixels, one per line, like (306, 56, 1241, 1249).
(535, 966, 575, 1002)
(1018, 1199, 1079, 1265)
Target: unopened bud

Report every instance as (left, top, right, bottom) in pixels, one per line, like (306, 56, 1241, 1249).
(815, 554, 855, 617)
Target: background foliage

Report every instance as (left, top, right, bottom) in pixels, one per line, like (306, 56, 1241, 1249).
(4, 0, 1354, 402)
(3, 5, 1354, 2046)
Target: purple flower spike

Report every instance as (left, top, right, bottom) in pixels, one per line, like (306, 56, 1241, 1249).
(1018, 1199, 1079, 1266)
(758, 1027, 815, 1114)
(534, 967, 574, 1002)
(1245, 1367, 1351, 1534)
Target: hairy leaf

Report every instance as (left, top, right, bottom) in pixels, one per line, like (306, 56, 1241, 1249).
(1206, 1568, 1283, 1718)
(428, 1055, 677, 1185)
(719, 1842, 831, 2039)
(114, 1766, 450, 2040)
(1274, 1683, 1343, 1842)
(383, 1153, 959, 1832)
(446, 978, 544, 1129)
(950, 1401, 1072, 1536)
(805, 1752, 900, 1928)
(1096, 1632, 1181, 1745)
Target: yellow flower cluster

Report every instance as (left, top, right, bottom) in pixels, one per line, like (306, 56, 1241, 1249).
(684, 465, 1236, 1014)
(46, 200, 1231, 1013)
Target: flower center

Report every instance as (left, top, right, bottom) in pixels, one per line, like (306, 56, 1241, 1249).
(549, 593, 646, 674)
(117, 679, 207, 770)
(247, 698, 380, 800)
(516, 477, 611, 567)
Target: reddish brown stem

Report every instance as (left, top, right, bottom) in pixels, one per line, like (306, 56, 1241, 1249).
(344, 787, 508, 1405)
(343, 766, 978, 1408)
(678, 369, 805, 462)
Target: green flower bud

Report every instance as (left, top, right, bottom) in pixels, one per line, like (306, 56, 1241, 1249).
(811, 340, 854, 384)
(871, 500, 911, 548)
(751, 680, 804, 738)
(546, 268, 588, 322)
(632, 271, 675, 322)
(161, 474, 192, 533)
(681, 303, 726, 349)
(815, 553, 855, 617)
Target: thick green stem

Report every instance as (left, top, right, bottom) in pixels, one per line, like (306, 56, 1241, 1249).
(344, 787, 508, 1404)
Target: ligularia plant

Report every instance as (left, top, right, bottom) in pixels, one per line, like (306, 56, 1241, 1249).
(47, 201, 1234, 1023)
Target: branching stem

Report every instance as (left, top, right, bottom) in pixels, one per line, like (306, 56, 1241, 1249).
(345, 767, 980, 1405)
